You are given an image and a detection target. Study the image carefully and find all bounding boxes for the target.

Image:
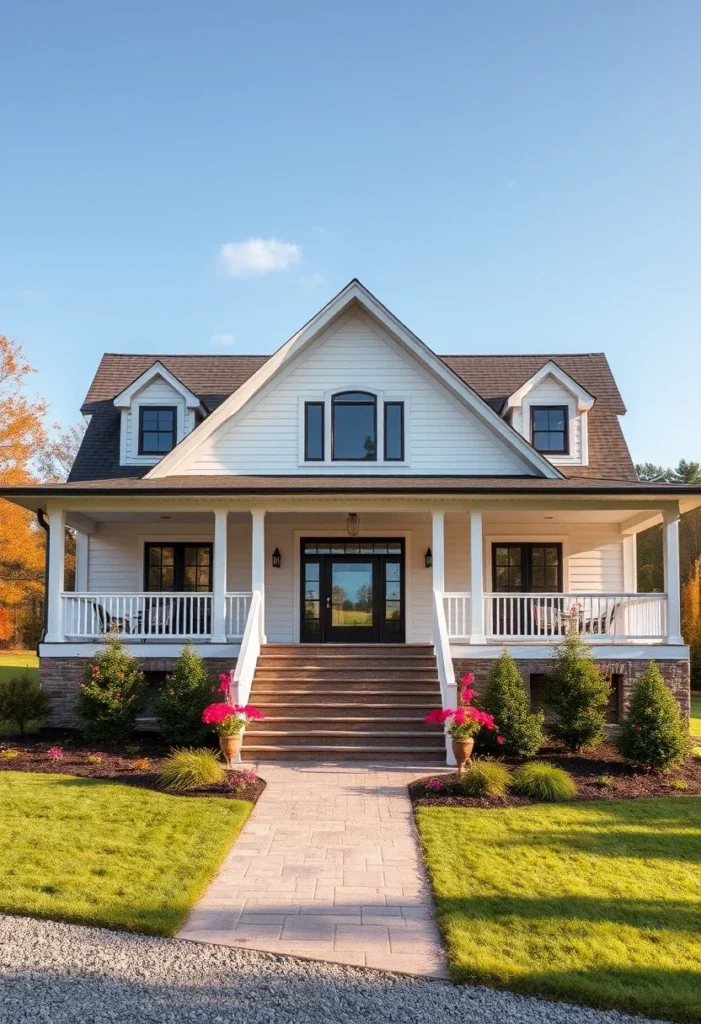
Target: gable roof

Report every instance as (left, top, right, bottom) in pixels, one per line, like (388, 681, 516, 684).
(144, 280, 562, 480)
(69, 291, 635, 484)
(112, 361, 203, 410)
(503, 360, 596, 412)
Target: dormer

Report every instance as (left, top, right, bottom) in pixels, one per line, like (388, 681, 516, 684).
(505, 361, 595, 468)
(113, 361, 204, 466)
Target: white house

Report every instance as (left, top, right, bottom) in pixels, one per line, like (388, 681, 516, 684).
(3, 280, 700, 762)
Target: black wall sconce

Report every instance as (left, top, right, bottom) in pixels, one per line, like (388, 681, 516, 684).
(425, 547, 433, 568)
(272, 547, 281, 568)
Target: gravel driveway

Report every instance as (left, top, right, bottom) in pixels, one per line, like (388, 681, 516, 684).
(0, 914, 665, 1024)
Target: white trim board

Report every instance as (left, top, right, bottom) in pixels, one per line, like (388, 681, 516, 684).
(39, 642, 241, 659)
(449, 644, 689, 660)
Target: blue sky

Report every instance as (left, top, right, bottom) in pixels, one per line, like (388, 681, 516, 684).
(1, 0, 699, 467)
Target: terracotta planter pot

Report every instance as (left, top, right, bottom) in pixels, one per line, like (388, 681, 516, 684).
(219, 732, 243, 767)
(452, 736, 474, 775)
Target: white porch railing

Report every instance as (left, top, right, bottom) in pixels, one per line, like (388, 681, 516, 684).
(62, 592, 252, 641)
(225, 593, 253, 639)
(443, 592, 669, 642)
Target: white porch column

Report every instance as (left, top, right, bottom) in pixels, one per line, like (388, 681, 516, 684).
(663, 510, 683, 644)
(75, 532, 89, 593)
(251, 509, 266, 642)
(211, 509, 228, 644)
(45, 506, 66, 643)
(622, 534, 637, 593)
(469, 511, 486, 644)
(431, 510, 445, 594)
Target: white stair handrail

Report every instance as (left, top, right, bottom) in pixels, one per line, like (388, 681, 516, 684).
(433, 589, 457, 766)
(232, 590, 262, 707)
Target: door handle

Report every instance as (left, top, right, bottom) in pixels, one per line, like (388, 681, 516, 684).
(326, 597, 331, 608)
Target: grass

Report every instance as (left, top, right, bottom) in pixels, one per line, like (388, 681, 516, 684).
(691, 692, 701, 740)
(0, 650, 39, 685)
(416, 798, 701, 1022)
(0, 771, 251, 935)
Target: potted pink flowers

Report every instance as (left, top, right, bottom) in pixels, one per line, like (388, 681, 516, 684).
(425, 673, 496, 773)
(201, 673, 264, 766)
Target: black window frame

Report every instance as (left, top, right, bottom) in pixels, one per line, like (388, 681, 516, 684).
(491, 542, 563, 593)
(304, 401, 325, 461)
(530, 405, 569, 455)
(143, 542, 213, 592)
(138, 405, 178, 456)
(384, 401, 405, 461)
(331, 391, 377, 462)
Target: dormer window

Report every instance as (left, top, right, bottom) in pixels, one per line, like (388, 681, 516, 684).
(332, 392, 377, 461)
(531, 406, 568, 454)
(139, 407, 177, 455)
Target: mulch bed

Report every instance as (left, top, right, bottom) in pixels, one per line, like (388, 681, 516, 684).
(410, 741, 701, 808)
(0, 732, 265, 803)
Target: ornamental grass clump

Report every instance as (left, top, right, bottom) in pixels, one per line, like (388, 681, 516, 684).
(546, 629, 611, 750)
(160, 748, 226, 791)
(617, 660, 689, 770)
(76, 636, 147, 744)
(512, 761, 577, 802)
(479, 651, 544, 758)
(154, 643, 215, 746)
(454, 758, 511, 799)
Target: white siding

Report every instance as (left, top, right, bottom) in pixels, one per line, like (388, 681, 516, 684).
(122, 377, 196, 467)
(511, 374, 585, 467)
(181, 311, 533, 476)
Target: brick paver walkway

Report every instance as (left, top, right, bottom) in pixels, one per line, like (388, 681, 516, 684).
(178, 762, 448, 976)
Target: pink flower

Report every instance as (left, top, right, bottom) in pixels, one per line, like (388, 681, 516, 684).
(425, 709, 444, 724)
(91, 666, 100, 678)
(461, 672, 475, 687)
(236, 705, 265, 721)
(461, 687, 476, 704)
(202, 702, 237, 725)
(425, 778, 443, 792)
(46, 746, 64, 759)
(496, 735, 506, 745)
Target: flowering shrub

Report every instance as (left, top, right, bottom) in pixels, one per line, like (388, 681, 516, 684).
(226, 768, 258, 793)
(86, 752, 104, 765)
(132, 757, 151, 771)
(76, 636, 146, 744)
(46, 746, 64, 759)
(154, 642, 216, 746)
(201, 702, 265, 736)
(0, 748, 19, 760)
(425, 675, 495, 740)
(424, 777, 443, 793)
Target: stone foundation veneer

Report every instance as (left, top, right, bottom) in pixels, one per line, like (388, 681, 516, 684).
(452, 657, 690, 720)
(39, 656, 239, 728)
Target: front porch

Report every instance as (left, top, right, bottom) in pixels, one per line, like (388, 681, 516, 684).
(42, 502, 685, 651)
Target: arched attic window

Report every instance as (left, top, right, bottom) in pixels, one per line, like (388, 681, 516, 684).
(332, 391, 377, 461)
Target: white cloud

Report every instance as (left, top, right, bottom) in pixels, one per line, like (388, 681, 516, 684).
(301, 272, 326, 290)
(211, 332, 236, 346)
(218, 238, 302, 277)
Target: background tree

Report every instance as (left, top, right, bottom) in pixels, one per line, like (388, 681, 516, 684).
(36, 421, 86, 482)
(0, 336, 50, 647)
(635, 462, 669, 483)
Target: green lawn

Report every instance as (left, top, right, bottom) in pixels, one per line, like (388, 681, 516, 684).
(416, 798, 701, 1022)
(691, 692, 701, 740)
(0, 771, 250, 935)
(0, 650, 39, 684)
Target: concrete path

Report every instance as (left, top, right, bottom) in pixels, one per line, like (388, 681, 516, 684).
(178, 762, 448, 977)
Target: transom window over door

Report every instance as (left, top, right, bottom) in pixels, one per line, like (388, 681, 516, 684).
(332, 392, 376, 461)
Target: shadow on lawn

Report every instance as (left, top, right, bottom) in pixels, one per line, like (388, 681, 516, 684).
(435, 892, 701, 934)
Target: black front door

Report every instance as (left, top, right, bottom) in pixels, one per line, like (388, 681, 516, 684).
(301, 539, 405, 643)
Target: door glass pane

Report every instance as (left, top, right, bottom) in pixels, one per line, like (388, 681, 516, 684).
(331, 563, 373, 627)
(384, 560, 402, 633)
(304, 561, 321, 634)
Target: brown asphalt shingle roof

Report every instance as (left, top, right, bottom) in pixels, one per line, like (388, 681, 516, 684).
(70, 351, 635, 484)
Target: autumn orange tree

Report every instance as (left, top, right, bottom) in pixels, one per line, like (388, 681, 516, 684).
(0, 336, 51, 646)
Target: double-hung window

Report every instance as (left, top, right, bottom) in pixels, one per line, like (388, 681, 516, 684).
(139, 406, 177, 455)
(531, 406, 568, 454)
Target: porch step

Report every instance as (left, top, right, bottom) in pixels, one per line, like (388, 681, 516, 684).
(242, 745, 445, 763)
(244, 642, 442, 763)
